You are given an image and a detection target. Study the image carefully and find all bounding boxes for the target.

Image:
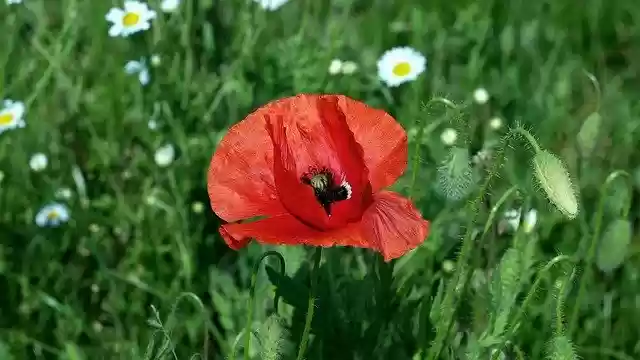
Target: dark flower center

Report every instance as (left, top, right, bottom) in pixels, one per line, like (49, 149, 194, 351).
(301, 167, 352, 216)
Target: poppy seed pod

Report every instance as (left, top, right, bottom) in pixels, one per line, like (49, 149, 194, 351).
(207, 94, 430, 261)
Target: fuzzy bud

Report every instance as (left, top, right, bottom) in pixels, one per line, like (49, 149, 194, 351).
(596, 219, 632, 273)
(576, 112, 601, 157)
(437, 147, 476, 201)
(533, 150, 579, 219)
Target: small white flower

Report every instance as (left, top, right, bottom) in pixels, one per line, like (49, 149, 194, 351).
(124, 59, 150, 85)
(105, 1, 157, 38)
(251, 0, 290, 11)
(7, 0, 22, 4)
(328, 59, 343, 75)
(150, 54, 161, 67)
(440, 128, 458, 146)
(0, 99, 26, 134)
(489, 116, 503, 130)
(29, 153, 48, 172)
(55, 187, 73, 200)
(377, 47, 427, 87)
(148, 119, 158, 130)
(154, 143, 175, 167)
(473, 87, 490, 104)
(472, 148, 492, 165)
(341, 61, 358, 75)
(160, 0, 181, 12)
(191, 201, 204, 213)
(503, 208, 538, 234)
(35, 203, 70, 227)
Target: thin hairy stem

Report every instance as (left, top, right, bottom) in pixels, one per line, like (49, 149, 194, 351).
(236, 251, 286, 360)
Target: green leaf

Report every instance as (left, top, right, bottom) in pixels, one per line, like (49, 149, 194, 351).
(265, 265, 309, 310)
(62, 343, 85, 360)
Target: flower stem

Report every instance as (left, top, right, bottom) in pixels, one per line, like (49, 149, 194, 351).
(567, 170, 630, 336)
(238, 251, 285, 360)
(296, 247, 323, 360)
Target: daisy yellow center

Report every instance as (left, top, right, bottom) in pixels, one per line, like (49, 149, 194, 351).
(0, 113, 14, 125)
(47, 210, 60, 220)
(392, 62, 412, 77)
(122, 12, 140, 27)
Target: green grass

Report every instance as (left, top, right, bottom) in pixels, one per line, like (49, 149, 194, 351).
(1, 0, 640, 359)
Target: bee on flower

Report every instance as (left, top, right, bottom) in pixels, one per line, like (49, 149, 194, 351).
(106, 1, 157, 37)
(0, 99, 26, 135)
(377, 47, 427, 87)
(35, 203, 70, 228)
(207, 94, 430, 261)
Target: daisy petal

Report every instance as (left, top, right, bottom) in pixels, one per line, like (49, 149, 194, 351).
(105, 7, 124, 22)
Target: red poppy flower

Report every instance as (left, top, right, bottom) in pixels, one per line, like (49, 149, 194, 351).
(207, 94, 429, 261)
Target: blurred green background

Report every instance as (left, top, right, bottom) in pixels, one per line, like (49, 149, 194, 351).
(1, 0, 639, 359)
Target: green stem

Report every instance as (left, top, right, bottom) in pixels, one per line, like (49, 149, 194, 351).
(237, 251, 285, 360)
(511, 127, 542, 154)
(296, 247, 323, 360)
(567, 170, 630, 336)
(426, 161, 498, 360)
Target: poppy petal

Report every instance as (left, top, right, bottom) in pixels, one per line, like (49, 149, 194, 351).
(316, 96, 372, 220)
(360, 191, 429, 261)
(220, 213, 367, 249)
(265, 114, 330, 229)
(339, 97, 408, 192)
(207, 112, 286, 222)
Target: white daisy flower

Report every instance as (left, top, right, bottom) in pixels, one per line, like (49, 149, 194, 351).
(160, 0, 181, 12)
(489, 116, 503, 130)
(503, 208, 538, 234)
(473, 87, 490, 104)
(0, 99, 26, 135)
(328, 59, 343, 75)
(377, 47, 427, 87)
(252, 0, 290, 11)
(35, 203, 70, 227)
(440, 128, 457, 146)
(124, 58, 150, 85)
(341, 61, 358, 75)
(29, 153, 48, 172)
(154, 143, 175, 167)
(105, 1, 157, 38)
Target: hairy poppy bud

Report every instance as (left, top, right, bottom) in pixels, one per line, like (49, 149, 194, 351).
(596, 219, 632, 273)
(532, 150, 579, 219)
(576, 112, 601, 157)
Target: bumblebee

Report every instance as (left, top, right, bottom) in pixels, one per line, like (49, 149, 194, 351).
(302, 171, 351, 216)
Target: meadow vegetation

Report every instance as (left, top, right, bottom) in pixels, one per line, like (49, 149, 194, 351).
(1, 0, 640, 359)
